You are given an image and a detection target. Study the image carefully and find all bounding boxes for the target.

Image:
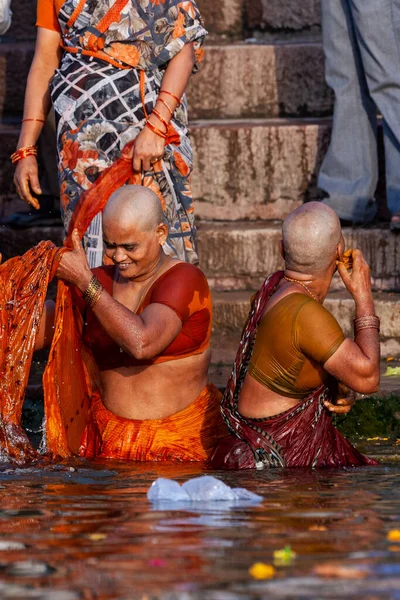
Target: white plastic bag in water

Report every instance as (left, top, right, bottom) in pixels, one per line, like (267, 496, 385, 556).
(147, 475, 263, 503)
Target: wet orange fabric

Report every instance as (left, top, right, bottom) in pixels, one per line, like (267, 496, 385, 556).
(0, 140, 172, 461)
(0, 242, 63, 462)
(80, 385, 226, 462)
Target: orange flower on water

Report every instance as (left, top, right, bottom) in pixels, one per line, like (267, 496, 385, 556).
(106, 43, 140, 67)
(387, 530, 400, 542)
(249, 563, 276, 580)
(174, 152, 189, 176)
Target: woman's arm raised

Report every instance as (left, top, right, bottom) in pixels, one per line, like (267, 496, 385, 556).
(323, 250, 380, 394)
(13, 27, 62, 209)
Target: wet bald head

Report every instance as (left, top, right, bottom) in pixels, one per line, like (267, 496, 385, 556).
(103, 185, 164, 232)
(282, 202, 342, 273)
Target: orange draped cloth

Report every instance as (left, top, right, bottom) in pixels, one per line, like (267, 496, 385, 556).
(80, 385, 226, 462)
(0, 139, 200, 463)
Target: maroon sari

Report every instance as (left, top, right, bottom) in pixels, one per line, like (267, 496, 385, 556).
(210, 272, 377, 469)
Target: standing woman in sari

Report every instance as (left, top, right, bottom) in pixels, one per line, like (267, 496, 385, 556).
(12, 0, 206, 266)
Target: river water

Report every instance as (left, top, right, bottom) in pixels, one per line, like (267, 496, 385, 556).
(0, 449, 399, 599)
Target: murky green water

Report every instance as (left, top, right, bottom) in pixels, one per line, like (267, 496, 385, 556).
(0, 454, 399, 599)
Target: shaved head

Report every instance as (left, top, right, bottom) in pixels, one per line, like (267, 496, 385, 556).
(282, 202, 342, 273)
(103, 185, 164, 232)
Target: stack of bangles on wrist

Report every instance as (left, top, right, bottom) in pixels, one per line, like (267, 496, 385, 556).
(354, 315, 380, 333)
(10, 145, 38, 165)
(145, 89, 182, 139)
(82, 276, 104, 308)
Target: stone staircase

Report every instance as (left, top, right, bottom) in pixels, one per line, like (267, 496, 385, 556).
(1, 0, 400, 382)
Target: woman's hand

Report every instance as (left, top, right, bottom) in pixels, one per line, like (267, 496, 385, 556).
(132, 124, 166, 172)
(337, 249, 372, 303)
(56, 229, 92, 290)
(13, 156, 42, 210)
(324, 384, 357, 414)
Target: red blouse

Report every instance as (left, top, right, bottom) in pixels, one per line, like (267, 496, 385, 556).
(72, 263, 212, 371)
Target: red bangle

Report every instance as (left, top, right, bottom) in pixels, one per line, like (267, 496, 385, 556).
(157, 97, 174, 118)
(151, 109, 169, 133)
(22, 118, 46, 124)
(10, 145, 38, 164)
(145, 119, 167, 139)
(159, 89, 181, 106)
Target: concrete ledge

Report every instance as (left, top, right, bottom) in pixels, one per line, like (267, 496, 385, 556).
(198, 0, 244, 38)
(188, 43, 332, 119)
(197, 221, 400, 292)
(192, 118, 331, 221)
(246, 0, 321, 32)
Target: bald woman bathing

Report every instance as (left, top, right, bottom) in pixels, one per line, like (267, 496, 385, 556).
(212, 202, 380, 469)
(36, 185, 226, 462)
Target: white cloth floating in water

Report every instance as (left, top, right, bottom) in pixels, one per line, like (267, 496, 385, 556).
(147, 475, 263, 503)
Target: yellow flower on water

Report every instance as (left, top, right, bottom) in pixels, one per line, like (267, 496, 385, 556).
(273, 545, 297, 566)
(387, 530, 400, 542)
(87, 533, 107, 541)
(249, 563, 276, 580)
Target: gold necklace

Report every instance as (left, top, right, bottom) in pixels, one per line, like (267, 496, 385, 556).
(283, 275, 318, 302)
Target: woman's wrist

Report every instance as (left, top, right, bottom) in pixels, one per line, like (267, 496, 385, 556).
(76, 269, 94, 292)
(354, 294, 375, 317)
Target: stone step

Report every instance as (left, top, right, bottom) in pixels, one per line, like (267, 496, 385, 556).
(191, 117, 331, 220)
(197, 221, 400, 292)
(0, 0, 244, 44)
(0, 118, 332, 221)
(0, 41, 331, 120)
(1, 222, 399, 294)
(245, 0, 321, 34)
(187, 42, 331, 119)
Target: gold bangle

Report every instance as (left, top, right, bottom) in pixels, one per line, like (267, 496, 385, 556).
(82, 276, 103, 308)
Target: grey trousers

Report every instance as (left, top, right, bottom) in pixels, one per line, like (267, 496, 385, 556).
(319, 0, 400, 221)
